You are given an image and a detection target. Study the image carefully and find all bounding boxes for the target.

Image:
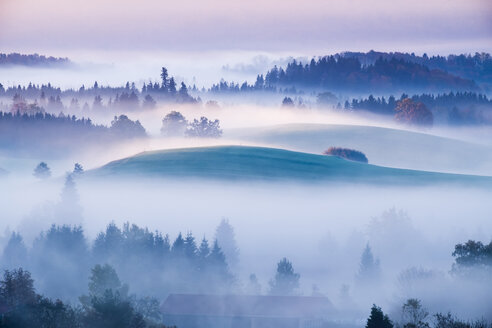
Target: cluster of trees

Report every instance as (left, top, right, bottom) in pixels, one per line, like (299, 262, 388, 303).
(208, 78, 277, 93)
(365, 299, 491, 328)
(451, 240, 492, 279)
(0, 67, 197, 115)
(323, 147, 369, 163)
(261, 56, 477, 93)
(0, 52, 71, 67)
(0, 217, 306, 304)
(206, 53, 486, 96)
(340, 51, 492, 83)
(0, 221, 235, 301)
(0, 267, 172, 327)
(160, 111, 222, 138)
(346, 92, 491, 125)
(0, 110, 146, 155)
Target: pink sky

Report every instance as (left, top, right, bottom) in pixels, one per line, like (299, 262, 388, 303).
(0, 0, 491, 54)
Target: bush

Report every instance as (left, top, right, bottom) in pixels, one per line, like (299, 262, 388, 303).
(323, 147, 368, 163)
(394, 98, 433, 127)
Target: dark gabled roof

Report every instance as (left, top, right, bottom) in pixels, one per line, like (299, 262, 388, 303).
(161, 294, 334, 318)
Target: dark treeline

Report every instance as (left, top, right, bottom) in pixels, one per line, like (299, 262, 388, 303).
(345, 92, 492, 125)
(0, 67, 197, 114)
(208, 52, 492, 95)
(1, 223, 234, 302)
(0, 53, 71, 67)
(1, 218, 491, 327)
(340, 51, 492, 83)
(366, 301, 491, 328)
(261, 56, 477, 93)
(0, 267, 172, 328)
(0, 111, 146, 155)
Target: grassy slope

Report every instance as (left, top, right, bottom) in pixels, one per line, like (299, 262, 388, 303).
(226, 124, 492, 176)
(93, 145, 491, 187)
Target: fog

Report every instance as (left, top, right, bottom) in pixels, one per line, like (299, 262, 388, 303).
(1, 168, 491, 323)
(0, 51, 299, 90)
(1, 48, 492, 328)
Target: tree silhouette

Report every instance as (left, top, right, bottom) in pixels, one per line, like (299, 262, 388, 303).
(215, 219, 239, 270)
(168, 77, 177, 95)
(366, 304, 393, 328)
(73, 163, 84, 175)
(161, 111, 187, 137)
(394, 98, 433, 127)
(110, 115, 147, 138)
(281, 97, 294, 107)
(185, 117, 222, 138)
(142, 94, 156, 109)
(33, 162, 51, 179)
(1, 232, 28, 269)
(401, 299, 430, 328)
(160, 67, 169, 91)
(269, 258, 300, 296)
(87, 264, 128, 298)
(357, 244, 381, 284)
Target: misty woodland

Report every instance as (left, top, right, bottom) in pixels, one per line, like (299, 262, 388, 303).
(1, 0, 492, 327)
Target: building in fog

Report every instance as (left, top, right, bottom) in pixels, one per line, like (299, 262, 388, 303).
(161, 294, 334, 328)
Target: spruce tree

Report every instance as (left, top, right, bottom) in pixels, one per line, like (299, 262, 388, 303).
(366, 304, 393, 328)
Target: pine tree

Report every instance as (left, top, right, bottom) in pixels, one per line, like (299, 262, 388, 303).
(269, 258, 300, 295)
(207, 240, 232, 284)
(215, 219, 239, 270)
(168, 77, 177, 95)
(198, 238, 210, 259)
(172, 233, 185, 257)
(366, 304, 393, 328)
(2, 232, 28, 269)
(357, 244, 381, 284)
(184, 232, 198, 260)
(160, 67, 169, 91)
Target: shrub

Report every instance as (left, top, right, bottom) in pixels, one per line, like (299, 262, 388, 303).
(394, 98, 433, 126)
(323, 147, 368, 163)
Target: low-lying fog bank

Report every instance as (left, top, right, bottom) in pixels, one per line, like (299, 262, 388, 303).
(0, 174, 491, 321)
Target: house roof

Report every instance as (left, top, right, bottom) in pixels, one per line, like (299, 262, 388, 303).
(161, 294, 334, 318)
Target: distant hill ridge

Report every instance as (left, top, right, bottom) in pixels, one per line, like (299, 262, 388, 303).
(0, 53, 71, 67)
(339, 50, 492, 83)
(261, 52, 481, 93)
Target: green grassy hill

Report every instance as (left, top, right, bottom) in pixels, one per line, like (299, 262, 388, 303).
(92, 145, 492, 187)
(226, 123, 492, 176)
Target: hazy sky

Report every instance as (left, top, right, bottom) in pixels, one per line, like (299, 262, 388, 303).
(1, 0, 491, 55)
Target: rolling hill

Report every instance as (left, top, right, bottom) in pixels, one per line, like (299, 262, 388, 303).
(226, 123, 492, 176)
(92, 145, 492, 187)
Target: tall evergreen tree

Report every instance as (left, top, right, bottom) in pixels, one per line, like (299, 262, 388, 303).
(366, 304, 393, 328)
(184, 232, 198, 260)
(357, 244, 382, 284)
(269, 258, 300, 296)
(160, 67, 169, 91)
(168, 77, 177, 95)
(215, 219, 240, 270)
(172, 233, 185, 257)
(1, 232, 28, 270)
